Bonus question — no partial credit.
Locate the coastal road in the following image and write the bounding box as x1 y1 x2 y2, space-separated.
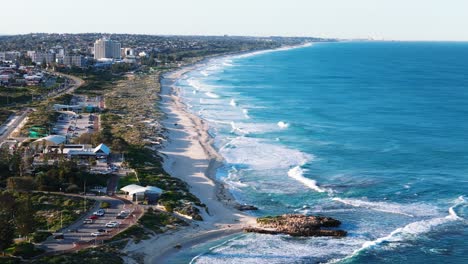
42 72 84 99
0 109 30 143
53 72 85 95
0 73 84 145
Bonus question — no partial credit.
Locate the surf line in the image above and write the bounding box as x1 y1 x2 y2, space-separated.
328 196 466 264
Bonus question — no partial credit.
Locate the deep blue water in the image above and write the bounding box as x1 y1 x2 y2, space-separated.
173 42 468 263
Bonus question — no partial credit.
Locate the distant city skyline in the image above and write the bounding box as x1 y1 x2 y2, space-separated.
2 0 468 41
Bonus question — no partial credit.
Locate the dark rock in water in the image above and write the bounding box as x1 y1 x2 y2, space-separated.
244 214 347 237
235 204 259 211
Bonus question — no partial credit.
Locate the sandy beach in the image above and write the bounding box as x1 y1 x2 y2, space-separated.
123 66 257 263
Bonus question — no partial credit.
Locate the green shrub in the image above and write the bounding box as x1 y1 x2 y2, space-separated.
37 196 48 204
11 242 44 259
101 202 111 209
66 184 80 193
32 231 52 243
62 199 73 206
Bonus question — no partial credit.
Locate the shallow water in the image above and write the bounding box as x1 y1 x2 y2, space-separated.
173 42 468 263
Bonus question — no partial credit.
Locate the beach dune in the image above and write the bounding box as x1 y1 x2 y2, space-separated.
123 68 256 263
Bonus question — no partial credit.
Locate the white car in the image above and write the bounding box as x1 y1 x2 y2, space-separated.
93 209 105 216
105 221 120 228
91 231 105 236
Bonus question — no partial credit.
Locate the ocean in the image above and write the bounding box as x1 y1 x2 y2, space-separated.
171 42 468 263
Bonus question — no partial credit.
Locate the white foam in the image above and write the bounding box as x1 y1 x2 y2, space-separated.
242 109 250 119
229 99 237 107
231 43 313 60
219 137 312 170
205 92 220 98
229 122 248 136
287 166 327 193
187 78 202 90
332 198 439 217
332 197 466 263
277 121 289 129
200 70 209 77
193 232 363 264
224 167 249 188
227 122 282 136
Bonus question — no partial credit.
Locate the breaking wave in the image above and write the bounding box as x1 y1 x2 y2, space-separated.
205 92 220 98
331 198 440 218
331 196 466 263
287 166 327 193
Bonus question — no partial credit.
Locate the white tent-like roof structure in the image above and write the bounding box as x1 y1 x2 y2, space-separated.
120 184 163 196
33 135 66 146
145 186 163 194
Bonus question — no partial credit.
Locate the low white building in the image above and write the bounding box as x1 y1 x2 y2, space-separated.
120 184 163 203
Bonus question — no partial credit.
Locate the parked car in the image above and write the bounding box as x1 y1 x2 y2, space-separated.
54 233 64 239
116 210 130 219
105 221 120 228
83 218 94 224
116 213 126 219
89 215 98 220
93 209 105 217
91 231 105 237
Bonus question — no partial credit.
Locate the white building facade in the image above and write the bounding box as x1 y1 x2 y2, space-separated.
94 38 121 60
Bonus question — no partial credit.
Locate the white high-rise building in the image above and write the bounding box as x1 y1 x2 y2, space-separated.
94 38 121 60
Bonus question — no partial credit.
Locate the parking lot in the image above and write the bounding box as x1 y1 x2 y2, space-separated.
41 196 141 252
53 112 97 140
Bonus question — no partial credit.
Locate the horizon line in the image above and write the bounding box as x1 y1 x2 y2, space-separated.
1 32 468 42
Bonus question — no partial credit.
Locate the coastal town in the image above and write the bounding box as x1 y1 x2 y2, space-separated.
0 34 332 263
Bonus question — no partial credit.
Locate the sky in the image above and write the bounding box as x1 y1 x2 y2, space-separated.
2 0 468 41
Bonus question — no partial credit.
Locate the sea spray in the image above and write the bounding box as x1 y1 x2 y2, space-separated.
230 99 237 107
287 166 326 193
277 121 289 129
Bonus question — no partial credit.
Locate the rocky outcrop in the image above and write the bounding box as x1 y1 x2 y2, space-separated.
235 204 258 211
244 214 347 237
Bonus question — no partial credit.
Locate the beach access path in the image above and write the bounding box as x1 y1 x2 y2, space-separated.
123 67 257 263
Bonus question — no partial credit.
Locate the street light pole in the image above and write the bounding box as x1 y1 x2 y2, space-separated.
83 180 87 212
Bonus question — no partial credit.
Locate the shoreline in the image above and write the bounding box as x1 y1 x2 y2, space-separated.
124 43 313 263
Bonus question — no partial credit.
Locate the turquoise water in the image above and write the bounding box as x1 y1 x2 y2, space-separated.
173 42 468 263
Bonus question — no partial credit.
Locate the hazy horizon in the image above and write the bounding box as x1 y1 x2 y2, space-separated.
2 0 468 41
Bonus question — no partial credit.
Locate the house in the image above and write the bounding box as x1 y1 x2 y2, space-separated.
94 143 110 158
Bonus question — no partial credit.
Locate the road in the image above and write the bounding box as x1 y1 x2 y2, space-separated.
0 73 84 145
0 109 29 143
53 72 85 95
40 195 141 253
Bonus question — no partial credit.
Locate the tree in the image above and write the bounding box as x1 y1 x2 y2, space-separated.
15 195 36 239
59 144 64 155
111 137 128 153
0 213 14 254
41 58 47 69
7 177 36 192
